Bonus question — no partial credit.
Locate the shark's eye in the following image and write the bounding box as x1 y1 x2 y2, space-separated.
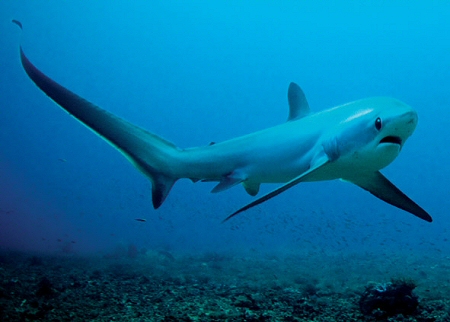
375 117 382 131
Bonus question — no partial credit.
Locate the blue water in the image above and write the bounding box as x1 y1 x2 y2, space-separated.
0 1 449 259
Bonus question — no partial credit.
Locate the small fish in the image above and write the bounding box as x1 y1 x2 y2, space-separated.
12 19 22 28
135 218 146 222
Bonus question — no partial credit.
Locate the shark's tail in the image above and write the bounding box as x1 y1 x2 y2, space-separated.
14 20 181 208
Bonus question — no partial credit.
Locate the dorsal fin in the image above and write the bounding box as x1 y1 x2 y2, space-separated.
287 82 310 121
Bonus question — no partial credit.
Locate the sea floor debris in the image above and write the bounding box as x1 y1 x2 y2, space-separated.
0 250 449 321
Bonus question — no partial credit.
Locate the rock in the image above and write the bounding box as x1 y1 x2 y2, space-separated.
359 278 419 318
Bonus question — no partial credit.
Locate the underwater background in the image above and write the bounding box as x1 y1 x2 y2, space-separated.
1 1 450 320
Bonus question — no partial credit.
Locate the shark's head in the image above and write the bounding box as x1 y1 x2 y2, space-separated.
372 98 418 155
323 97 418 172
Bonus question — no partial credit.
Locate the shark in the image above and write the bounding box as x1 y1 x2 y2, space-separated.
12 20 432 223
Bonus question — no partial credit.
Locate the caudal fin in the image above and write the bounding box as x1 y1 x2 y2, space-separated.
14 20 180 208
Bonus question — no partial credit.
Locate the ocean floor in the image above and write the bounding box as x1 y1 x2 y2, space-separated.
0 248 449 321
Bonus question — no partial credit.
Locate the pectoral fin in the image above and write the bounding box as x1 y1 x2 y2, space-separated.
348 171 432 222
223 157 330 222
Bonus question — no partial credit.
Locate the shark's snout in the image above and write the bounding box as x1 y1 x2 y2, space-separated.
406 110 418 126
401 110 419 138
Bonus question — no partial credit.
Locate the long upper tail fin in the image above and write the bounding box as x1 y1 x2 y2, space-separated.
14 20 179 208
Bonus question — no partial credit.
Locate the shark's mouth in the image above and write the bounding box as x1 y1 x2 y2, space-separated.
380 136 402 145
